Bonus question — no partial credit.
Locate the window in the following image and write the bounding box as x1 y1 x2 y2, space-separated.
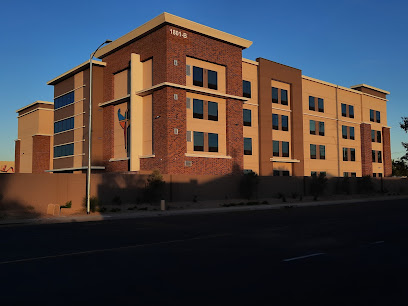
273 170 280 176
310 120 316 135
281 89 288 105
208 70 218 90
243 80 251 98
309 96 315 111
341 104 347 117
193 132 204 151
342 126 348 139
349 105 354 118
372 150 376 162
343 148 348 161
377 131 381 143
282 171 290 176
320 172 326 177
310 144 316 159
244 138 252 155
350 148 355 161
193 99 203 119
376 111 381 123
282 115 289 131
282 142 289 157
351 172 356 177
319 122 325 136
54 91 75 110
208 101 218 121
377 151 382 163
272 114 279 130
379 173 383 177
318 98 324 112
370 109 375 122
373 173 377 178
273 141 280 157
272 87 279 103
319 145 326 160
311 171 317 176
343 172 349 177
208 133 218 152
371 130 376 142
54 143 74 158
243 109 251 126
54 117 74 134
193 67 203 87
350 127 355 140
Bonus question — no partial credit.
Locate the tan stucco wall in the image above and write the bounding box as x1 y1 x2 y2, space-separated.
186 57 226 93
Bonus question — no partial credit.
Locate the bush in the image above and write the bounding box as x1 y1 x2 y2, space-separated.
311 173 328 200
61 201 72 209
240 171 258 200
83 196 100 212
145 169 165 203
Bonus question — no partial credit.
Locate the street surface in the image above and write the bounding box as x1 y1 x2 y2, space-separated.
1 198 408 305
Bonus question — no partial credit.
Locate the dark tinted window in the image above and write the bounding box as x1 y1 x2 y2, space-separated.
372 150 376 162
208 101 218 121
243 80 251 98
273 141 280 156
376 111 381 123
319 121 325 136
310 120 316 135
54 91 75 110
243 109 251 126
281 89 288 105
282 171 290 176
244 138 252 155
350 127 355 140
193 67 203 87
272 114 279 130
193 99 203 119
273 170 280 176
341 104 347 117
54 117 74 134
349 105 354 118
54 143 74 158
371 130 375 142
320 145 325 160
318 98 324 112
377 151 382 163
272 87 278 103
377 131 381 143
282 142 289 157
351 172 356 177
193 132 204 151
350 148 355 161
342 125 347 139
310 144 316 159
309 96 315 111
208 70 217 90
343 148 348 161
208 133 218 152
282 115 288 131
370 109 375 122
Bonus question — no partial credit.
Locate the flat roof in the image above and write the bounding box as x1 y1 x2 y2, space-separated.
16 100 53 113
350 84 390 95
47 60 106 85
95 12 252 59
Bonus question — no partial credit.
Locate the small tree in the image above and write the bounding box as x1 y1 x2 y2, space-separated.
145 169 165 203
240 171 258 200
392 159 408 177
400 117 408 161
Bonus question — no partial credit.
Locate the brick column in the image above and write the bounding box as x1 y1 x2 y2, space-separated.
360 123 373 176
32 135 51 173
15 140 21 173
382 127 392 177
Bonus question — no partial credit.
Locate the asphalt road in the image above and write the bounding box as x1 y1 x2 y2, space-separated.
1 198 408 305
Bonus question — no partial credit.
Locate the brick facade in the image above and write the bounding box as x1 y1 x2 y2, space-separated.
105 160 129 172
32 135 51 173
382 127 392 177
14 140 21 173
101 24 244 175
360 123 373 176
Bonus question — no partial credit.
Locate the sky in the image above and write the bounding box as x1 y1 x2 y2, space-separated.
0 0 407 161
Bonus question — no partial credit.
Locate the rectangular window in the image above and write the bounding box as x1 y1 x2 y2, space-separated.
341 104 347 117
54 117 74 134
372 150 376 162
377 131 381 143
309 96 315 111
344 172 349 177
207 70 218 90
371 130 375 142
311 171 317 177
272 87 279 103
273 170 280 176
310 120 316 135
350 127 355 140
350 148 355 161
193 132 204 151
376 111 381 123
54 91 75 110
282 171 290 176
273 141 280 157
243 80 251 98
193 66 203 87
370 109 375 122
351 172 356 177
320 172 326 177
208 133 218 152
193 99 203 119
281 89 288 105
319 145 326 160
310 144 316 159
282 142 289 157
373 173 377 177
379 173 383 178
343 148 348 161
54 143 74 158
207 101 218 121
243 109 251 126
319 122 325 136
272 114 279 130
318 98 324 112
244 138 252 155
282 115 289 131
349 105 354 118
342 125 348 139
377 151 382 163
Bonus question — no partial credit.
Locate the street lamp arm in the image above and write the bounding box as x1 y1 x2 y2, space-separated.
90 40 113 60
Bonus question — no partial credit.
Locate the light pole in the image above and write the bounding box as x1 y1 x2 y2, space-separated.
86 39 112 214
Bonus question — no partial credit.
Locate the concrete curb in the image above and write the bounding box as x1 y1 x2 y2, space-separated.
1 194 407 227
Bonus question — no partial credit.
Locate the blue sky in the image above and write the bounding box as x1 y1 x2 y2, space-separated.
0 0 407 161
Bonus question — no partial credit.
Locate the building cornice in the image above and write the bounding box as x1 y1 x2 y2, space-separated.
47 60 106 85
16 101 53 113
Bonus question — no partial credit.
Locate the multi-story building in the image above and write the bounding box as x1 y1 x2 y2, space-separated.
14 12 391 177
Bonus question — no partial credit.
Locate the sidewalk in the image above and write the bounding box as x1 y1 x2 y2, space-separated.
1 194 407 227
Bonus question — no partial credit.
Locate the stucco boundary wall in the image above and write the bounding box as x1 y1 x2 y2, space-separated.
0 173 407 216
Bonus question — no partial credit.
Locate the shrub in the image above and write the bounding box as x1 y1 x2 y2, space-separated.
60 201 72 209
240 171 258 200
83 196 100 212
145 169 165 203
311 173 328 201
